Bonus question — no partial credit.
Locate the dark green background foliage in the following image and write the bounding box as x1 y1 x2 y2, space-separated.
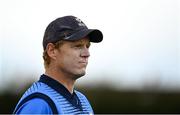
1 84 180 114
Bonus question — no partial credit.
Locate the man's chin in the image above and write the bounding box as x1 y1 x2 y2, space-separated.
73 72 86 80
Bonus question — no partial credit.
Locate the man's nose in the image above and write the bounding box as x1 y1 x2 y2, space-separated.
81 47 90 58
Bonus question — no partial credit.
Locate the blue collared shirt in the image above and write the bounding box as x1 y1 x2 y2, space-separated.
16 74 82 114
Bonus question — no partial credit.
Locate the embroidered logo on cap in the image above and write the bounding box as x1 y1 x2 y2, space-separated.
75 17 86 27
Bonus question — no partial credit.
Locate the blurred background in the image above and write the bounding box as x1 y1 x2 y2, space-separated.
0 0 180 113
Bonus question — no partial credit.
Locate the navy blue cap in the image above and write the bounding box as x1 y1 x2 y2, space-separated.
43 16 103 50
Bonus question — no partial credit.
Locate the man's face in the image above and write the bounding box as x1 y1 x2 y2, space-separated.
54 37 90 80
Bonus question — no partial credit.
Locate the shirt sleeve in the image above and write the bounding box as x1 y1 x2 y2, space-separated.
15 98 53 114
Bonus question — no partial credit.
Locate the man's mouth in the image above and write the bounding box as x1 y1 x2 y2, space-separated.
79 61 88 66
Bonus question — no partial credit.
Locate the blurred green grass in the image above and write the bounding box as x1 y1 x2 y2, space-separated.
1 83 180 114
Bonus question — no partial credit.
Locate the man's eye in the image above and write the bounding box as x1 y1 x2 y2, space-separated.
74 45 82 48
87 43 91 48
75 45 81 48
73 44 90 48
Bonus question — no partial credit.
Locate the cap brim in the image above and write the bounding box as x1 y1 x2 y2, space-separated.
64 29 103 43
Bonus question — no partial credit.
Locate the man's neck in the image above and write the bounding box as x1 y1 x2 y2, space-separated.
45 68 75 94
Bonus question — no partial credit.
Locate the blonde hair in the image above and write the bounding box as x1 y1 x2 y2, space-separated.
43 40 64 69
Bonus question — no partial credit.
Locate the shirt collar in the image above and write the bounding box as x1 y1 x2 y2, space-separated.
38 74 82 108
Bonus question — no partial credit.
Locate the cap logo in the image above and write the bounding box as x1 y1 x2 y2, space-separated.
75 17 86 27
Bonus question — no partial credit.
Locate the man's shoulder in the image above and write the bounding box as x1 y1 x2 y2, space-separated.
16 98 53 114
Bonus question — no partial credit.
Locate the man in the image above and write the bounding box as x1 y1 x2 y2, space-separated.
13 15 103 114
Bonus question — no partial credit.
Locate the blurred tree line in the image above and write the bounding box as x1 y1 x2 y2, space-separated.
0 83 180 114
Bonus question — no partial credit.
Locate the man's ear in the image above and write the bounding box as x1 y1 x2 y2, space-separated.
46 43 57 60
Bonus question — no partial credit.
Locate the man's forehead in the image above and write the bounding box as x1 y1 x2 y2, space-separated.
71 37 90 44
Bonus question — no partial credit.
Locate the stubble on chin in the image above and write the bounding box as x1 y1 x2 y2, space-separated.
72 71 86 80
